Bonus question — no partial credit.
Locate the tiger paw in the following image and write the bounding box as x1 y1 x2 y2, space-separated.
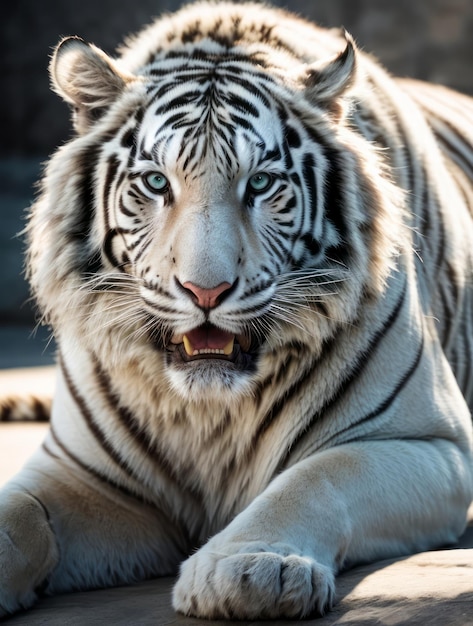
0 490 59 616
172 540 335 619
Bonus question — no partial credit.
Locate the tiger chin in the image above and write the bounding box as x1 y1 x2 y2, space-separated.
1 1 473 621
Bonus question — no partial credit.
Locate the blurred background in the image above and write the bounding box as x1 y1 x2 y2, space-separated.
1 0 473 368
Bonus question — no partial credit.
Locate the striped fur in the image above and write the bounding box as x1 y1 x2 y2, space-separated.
1 2 472 619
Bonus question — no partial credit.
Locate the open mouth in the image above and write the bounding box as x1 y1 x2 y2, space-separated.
166 323 255 367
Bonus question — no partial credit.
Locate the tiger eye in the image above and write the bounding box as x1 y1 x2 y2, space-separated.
248 172 273 194
143 172 169 193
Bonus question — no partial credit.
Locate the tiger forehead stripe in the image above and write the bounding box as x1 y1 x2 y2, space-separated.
139 68 283 177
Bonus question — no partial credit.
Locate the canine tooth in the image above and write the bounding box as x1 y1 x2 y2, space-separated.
223 338 234 355
237 334 251 352
183 335 194 356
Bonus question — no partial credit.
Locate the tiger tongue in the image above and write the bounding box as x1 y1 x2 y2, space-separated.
183 326 234 354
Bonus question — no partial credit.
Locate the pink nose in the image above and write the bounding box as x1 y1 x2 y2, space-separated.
182 281 233 309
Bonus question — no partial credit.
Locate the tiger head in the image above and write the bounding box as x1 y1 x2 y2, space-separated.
29 7 402 401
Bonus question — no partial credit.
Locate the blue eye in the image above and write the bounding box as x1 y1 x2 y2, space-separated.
248 172 273 194
143 172 169 193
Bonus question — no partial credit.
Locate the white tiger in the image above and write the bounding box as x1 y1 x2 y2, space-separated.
1 1 472 620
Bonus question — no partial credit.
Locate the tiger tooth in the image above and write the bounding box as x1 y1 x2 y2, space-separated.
223 338 234 355
237 333 251 352
183 335 194 356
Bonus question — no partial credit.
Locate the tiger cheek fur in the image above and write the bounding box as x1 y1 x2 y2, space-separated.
1 1 473 620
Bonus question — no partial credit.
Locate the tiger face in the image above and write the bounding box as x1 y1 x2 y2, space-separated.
114 61 344 397
34 25 399 400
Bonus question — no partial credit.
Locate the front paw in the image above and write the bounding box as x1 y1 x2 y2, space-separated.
0 491 59 616
173 541 335 619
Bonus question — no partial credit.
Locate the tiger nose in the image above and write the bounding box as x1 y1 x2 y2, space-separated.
181 280 234 310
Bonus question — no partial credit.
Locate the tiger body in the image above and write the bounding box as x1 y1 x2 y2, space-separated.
1 2 473 619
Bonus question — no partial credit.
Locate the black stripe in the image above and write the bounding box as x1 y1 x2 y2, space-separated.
236 297 274 317
322 148 349 243
325 332 425 447
301 152 317 226
222 92 260 117
229 113 257 133
182 140 199 172
102 228 126 272
102 155 132 271
154 90 203 114
447 166 473 217
367 77 417 195
260 229 287 265
286 126 301 149
301 233 321 257
250 352 320 447
68 145 100 244
65 144 103 276
132 237 152 264
276 194 296 215
101 155 123 269
43 428 151 506
59 353 137 480
298 120 351 251
432 118 473 181
434 201 447 275
92 355 204 504
315 277 408 414
119 197 137 217
125 231 148 252
228 75 272 108
267 276 408 467
141 297 180 315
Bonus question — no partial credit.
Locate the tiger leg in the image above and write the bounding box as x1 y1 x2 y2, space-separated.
173 438 473 620
0 445 186 617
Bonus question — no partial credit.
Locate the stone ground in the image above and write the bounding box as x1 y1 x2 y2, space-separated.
1 365 473 625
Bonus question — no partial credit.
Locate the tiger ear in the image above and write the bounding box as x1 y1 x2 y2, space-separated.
50 36 136 134
302 32 357 120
